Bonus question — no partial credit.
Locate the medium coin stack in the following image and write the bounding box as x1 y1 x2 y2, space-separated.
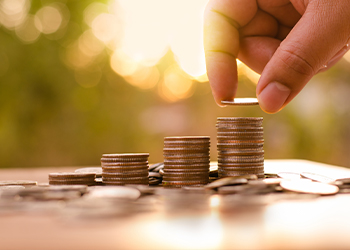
49 173 96 185
162 136 210 188
101 153 149 186
216 117 264 178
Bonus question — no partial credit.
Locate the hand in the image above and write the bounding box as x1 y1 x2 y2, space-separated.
204 0 350 113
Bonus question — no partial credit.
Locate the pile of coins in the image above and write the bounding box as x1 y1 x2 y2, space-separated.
49 172 96 185
101 153 149 186
162 136 210 188
216 117 264 178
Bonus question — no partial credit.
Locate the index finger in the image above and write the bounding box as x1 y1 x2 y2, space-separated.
204 0 257 105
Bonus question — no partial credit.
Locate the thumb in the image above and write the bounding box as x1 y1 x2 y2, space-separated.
256 0 350 113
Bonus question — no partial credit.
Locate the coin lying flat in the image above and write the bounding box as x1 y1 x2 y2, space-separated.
221 98 259 106
277 172 301 180
75 167 102 177
85 186 141 200
300 172 335 184
0 180 37 187
205 176 256 189
280 180 339 195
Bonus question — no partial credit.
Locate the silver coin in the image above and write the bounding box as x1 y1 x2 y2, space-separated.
277 172 301 180
0 180 38 186
300 172 335 184
102 153 149 158
205 177 248 189
75 167 102 175
85 186 141 200
280 180 339 195
221 98 259 106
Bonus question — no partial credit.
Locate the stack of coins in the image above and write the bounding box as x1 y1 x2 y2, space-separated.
216 117 264 178
101 153 149 186
162 136 210 188
49 173 96 185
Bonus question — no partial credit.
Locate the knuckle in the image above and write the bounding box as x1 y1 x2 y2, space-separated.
278 45 317 77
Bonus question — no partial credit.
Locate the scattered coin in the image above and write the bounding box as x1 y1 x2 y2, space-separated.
335 177 350 184
205 176 249 189
221 98 259 106
300 172 335 184
280 180 339 195
85 186 141 200
277 172 301 180
0 180 37 187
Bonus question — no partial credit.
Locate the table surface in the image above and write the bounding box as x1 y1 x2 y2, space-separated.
1 159 350 250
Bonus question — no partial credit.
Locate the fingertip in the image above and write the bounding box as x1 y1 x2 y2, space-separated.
257 81 291 113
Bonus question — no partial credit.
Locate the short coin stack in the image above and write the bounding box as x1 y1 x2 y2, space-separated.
101 153 149 186
49 172 96 186
162 136 210 188
216 117 264 178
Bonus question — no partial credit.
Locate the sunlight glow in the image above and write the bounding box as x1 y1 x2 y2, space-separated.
159 64 194 102
238 61 261 84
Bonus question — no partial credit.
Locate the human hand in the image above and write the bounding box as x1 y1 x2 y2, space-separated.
204 0 350 113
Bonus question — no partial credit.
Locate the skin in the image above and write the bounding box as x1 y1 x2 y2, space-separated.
204 0 350 113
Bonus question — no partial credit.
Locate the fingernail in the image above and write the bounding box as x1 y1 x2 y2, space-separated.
257 81 291 113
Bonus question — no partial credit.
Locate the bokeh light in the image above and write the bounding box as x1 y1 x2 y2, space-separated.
1 0 350 170
15 14 40 43
0 0 30 29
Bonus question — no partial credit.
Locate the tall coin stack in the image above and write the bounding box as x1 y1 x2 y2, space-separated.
101 153 149 186
162 136 210 188
216 117 264 178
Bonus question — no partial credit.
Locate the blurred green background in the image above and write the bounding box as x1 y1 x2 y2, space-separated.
1 0 350 169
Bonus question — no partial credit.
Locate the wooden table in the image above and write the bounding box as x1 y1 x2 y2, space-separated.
1 159 350 250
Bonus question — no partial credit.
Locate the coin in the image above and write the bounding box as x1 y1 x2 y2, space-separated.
300 172 335 184
100 160 148 165
102 171 148 178
221 98 259 106
217 117 263 122
75 167 102 176
164 136 210 141
205 177 248 189
102 176 149 182
163 153 210 159
85 186 141 200
335 177 350 184
162 180 208 186
280 180 339 195
102 180 149 185
277 172 301 180
163 176 209 181
49 173 96 178
0 180 38 186
102 166 148 172
102 153 149 158
217 143 264 148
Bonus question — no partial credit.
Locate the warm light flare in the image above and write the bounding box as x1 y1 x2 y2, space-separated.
159 64 194 102
0 0 29 29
